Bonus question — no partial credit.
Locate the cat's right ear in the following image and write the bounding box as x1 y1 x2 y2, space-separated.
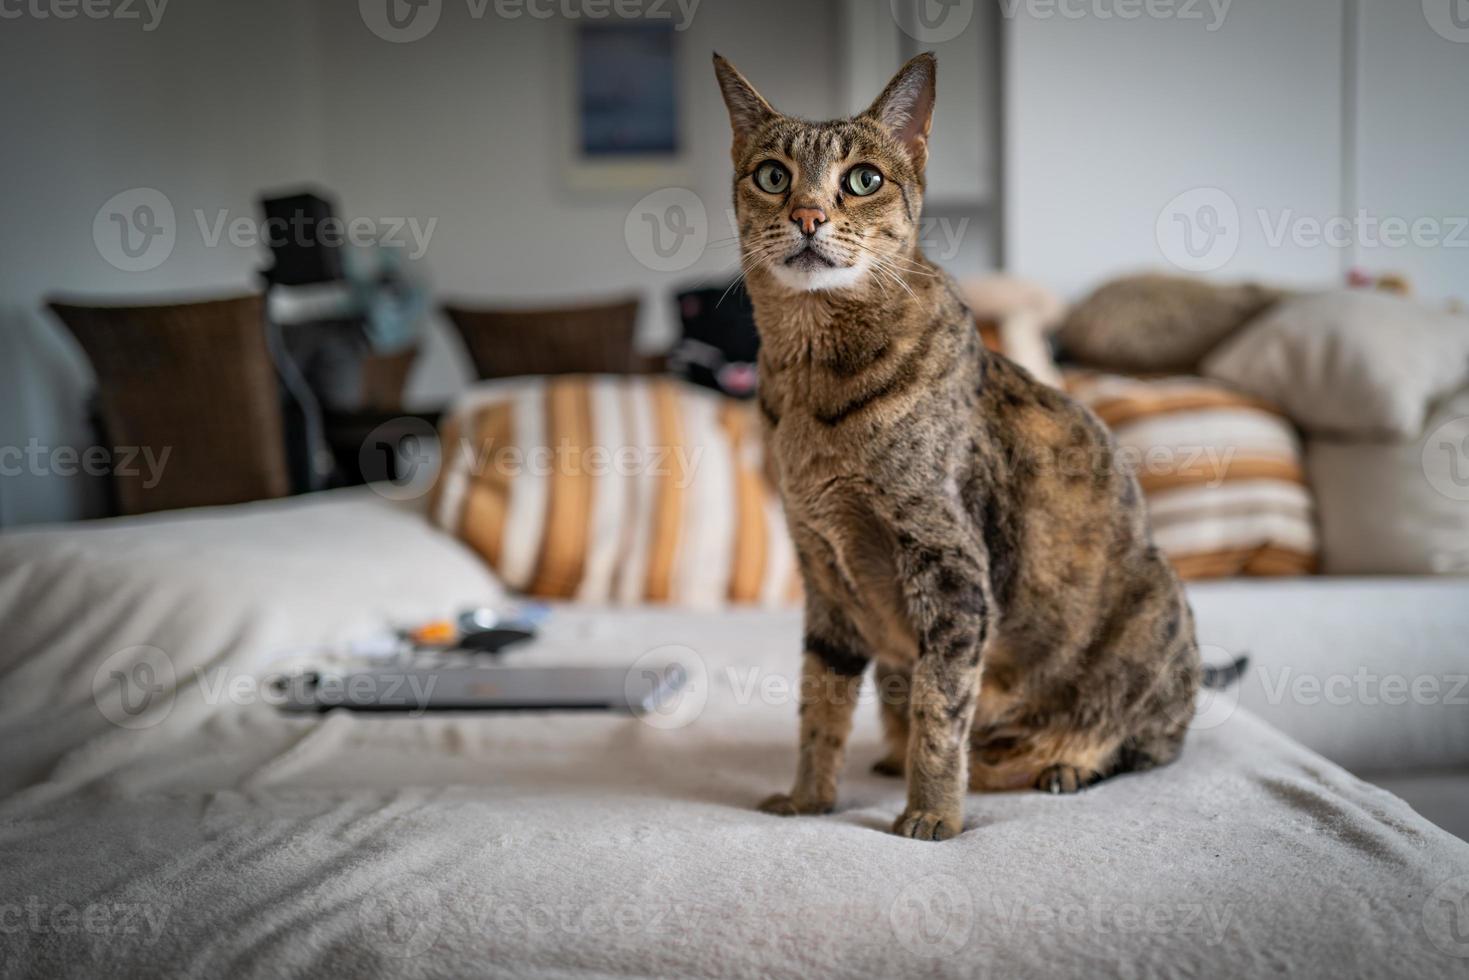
713 53 775 161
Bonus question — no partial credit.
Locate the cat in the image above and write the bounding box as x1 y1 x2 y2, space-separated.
714 52 1207 841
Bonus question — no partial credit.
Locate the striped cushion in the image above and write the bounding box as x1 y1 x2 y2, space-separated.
1065 371 1319 579
430 375 799 607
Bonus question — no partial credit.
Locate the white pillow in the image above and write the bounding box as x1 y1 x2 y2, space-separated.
1306 386 1469 574
1203 290 1469 439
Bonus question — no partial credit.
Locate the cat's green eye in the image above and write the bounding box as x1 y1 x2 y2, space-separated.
844 165 883 197
754 161 790 194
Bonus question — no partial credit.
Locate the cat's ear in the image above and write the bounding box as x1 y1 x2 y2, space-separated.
862 53 936 169
713 53 776 160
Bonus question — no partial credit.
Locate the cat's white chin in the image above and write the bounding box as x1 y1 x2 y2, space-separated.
768 257 869 293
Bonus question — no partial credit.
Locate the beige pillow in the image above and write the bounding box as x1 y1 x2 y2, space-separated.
1203 290 1469 439
1306 387 1469 575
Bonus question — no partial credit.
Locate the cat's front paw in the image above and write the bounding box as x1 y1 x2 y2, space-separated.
892 808 961 841
758 792 833 817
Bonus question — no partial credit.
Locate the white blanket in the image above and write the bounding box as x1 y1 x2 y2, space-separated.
2 490 1468 978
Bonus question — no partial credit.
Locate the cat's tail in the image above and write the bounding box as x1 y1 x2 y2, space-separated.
1202 653 1249 690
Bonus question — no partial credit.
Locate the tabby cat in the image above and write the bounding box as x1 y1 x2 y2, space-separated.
714 52 1206 841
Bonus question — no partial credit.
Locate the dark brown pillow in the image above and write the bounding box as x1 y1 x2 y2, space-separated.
442 296 641 380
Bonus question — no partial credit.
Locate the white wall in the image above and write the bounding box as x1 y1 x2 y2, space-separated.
1353 0 1469 307
1004 0 1348 297
311 0 844 408
0 0 326 525
0 0 844 524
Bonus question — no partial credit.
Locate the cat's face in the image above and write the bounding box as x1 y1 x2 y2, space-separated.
714 53 936 295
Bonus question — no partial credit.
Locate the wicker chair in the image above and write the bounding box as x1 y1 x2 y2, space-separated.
47 293 291 516
442 296 643 380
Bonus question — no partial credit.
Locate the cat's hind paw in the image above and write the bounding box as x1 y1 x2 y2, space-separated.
757 792 833 817
892 808 960 841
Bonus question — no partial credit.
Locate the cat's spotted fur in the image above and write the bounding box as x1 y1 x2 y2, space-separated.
715 52 1202 841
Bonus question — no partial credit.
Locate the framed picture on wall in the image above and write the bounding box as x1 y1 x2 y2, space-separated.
561 22 686 191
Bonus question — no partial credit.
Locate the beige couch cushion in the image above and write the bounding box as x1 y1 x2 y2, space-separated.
1306 386 1469 575
1203 290 1469 439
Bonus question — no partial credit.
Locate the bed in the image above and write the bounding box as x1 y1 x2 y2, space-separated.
2 489 1467 978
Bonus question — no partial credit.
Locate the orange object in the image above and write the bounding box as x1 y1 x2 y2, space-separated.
409 621 458 646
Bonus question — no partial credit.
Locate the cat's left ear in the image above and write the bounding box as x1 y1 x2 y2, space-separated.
862 53 936 170
713 53 776 161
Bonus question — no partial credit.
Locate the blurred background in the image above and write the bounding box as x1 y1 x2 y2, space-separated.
0 0 1465 526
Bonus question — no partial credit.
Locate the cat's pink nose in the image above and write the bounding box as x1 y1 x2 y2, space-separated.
789 206 827 237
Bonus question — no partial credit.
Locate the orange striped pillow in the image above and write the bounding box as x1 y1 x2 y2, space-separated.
1065 370 1319 579
429 375 800 607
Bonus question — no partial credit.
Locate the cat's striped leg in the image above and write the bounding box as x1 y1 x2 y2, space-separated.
759 599 869 816
888 506 993 841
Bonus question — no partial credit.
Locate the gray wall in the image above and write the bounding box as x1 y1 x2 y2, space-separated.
1004 0 1469 304
0 0 845 525
0 0 326 525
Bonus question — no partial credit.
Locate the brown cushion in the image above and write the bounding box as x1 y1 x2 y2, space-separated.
442 296 641 380
1059 274 1283 373
47 293 289 515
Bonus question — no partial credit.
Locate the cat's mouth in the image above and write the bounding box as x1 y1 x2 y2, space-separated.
783 243 838 270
